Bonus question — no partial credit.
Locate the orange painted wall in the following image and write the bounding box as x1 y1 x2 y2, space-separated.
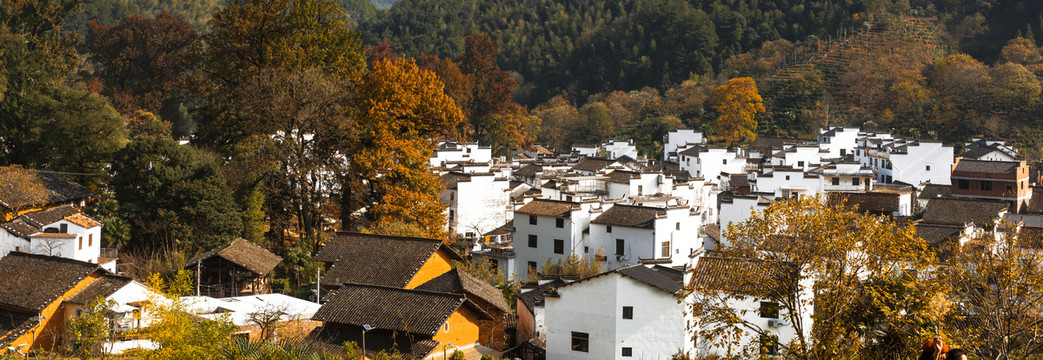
404 249 454 289
5 271 102 352
432 307 482 349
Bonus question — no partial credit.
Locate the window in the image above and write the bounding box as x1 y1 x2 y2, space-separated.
797 161 804 167
529 215 537 225
722 159 727 165
785 175 790 181
89 234 92 246
760 301 779 319
60 223 68 233
637 185 643 195
853 177 860 186
1007 185 1013 193
926 165 931 171
661 241 670 257
676 222 680 230
556 218 564 228
528 261 537 274
584 246 589 253
554 239 564 254
566 196 573 202
528 235 537 248
616 239 625 256
571 332 589 352
760 335 778 356
832 177 840 185
981 181 993 191
450 191 455 201
958 179 970 190
622 347 633 357
79 237 83 250
607 225 613 233
622 306 633 319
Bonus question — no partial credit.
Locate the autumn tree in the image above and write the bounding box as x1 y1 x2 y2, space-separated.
999 36 1043 68
943 224 1043 359
989 62 1041 110
688 196 943 359
532 96 581 150
350 57 464 239
85 12 200 122
457 34 537 154
709 77 764 147
66 296 117 360
931 54 991 107
0 165 50 218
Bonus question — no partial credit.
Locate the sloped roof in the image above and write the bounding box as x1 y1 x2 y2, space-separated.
514 164 542 178
922 198 1008 226
0 310 34 348
414 268 511 312
555 265 683 295
591 204 664 229
518 278 567 314
606 169 640 184
20 205 88 228
572 157 617 172
688 256 788 295
514 199 577 218
315 232 462 288
829 192 899 214
439 172 470 190
0 169 94 211
730 174 750 189
308 326 439 359
0 219 37 239
185 238 282 276
0 252 102 312
678 146 706 157
66 275 133 305
1028 187 1043 214
918 184 952 200
953 159 1020 174
915 223 963 246
1017 226 1043 249
312 284 489 335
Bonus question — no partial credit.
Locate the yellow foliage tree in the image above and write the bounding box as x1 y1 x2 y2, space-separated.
710 77 764 147
352 58 464 240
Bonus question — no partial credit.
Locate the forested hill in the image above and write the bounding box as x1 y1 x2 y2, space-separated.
357 0 875 104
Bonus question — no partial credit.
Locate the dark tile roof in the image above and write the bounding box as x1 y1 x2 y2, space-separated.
414 268 511 312
0 219 38 239
952 159 1021 174
661 161 680 171
829 192 899 214
308 325 440 359
313 283 487 335
186 238 282 276
514 199 577 218
922 198 1008 226
513 164 542 178
439 172 470 190
483 220 514 236
591 204 664 229
20 205 82 228
915 224 963 246
918 184 952 200
517 278 567 314
606 169 639 184
730 174 750 189
666 170 691 182
616 266 683 293
315 232 462 288
67 275 133 305
1017 226 1043 249
571 157 616 172
0 168 94 211
0 252 102 312
0 310 34 348
962 141 1018 160
688 256 786 296
678 146 707 157
702 224 720 242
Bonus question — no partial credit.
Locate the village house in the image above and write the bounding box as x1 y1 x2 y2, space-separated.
63 275 166 354
308 284 496 360
0 205 112 272
855 135 954 186
511 199 599 280
184 238 283 297
514 277 568 359
441 171 512 238
430 141 493 168
808 162 877 193
587 204 702 269
0 168 95 222
754 166 820 198
314 232 463 290
544 265 692 360
950 159 1032 213
717 193 772 247
767 145 823 171
816 126 861 159
662 129 704 163
601 139 638 160
571 144 599 157
961 138 1019 161
415 268 513 351
678 146 749 183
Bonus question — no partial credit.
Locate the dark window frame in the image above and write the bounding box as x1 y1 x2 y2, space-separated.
529 215 537 225
615 239 625 256
553 239 564 254
571 331 589 352
622 306 633 319
528 235 537 248
556 218 565 228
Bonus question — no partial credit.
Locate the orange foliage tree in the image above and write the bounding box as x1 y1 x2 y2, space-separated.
352 58 464 240
710 77 765 147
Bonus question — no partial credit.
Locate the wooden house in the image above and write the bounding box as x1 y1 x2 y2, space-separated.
185 238 283 297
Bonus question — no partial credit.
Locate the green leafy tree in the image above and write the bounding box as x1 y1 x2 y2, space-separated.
66 296 117 360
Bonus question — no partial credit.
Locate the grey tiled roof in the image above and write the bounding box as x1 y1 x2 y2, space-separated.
315 232 462 288
312 283 487 335
952 159 1020 174
185 238 282 276
414 268 511 312
922 198 1008 226
0 253 101 312
591 204 664 229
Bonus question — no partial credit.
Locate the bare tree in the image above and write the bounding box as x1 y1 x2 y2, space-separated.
247 303 289 341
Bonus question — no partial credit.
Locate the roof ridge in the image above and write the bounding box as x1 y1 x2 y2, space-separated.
333 231 445 244
339 282 466 300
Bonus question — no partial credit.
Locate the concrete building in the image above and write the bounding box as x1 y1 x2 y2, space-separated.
678 147 749 183
663 129 704 162
512 199 599 280
587 204 702 269
950 159 1032 213
430 141 493 168
816 126 861 159
441 172 512 237
855 137 953 187
0 205 111 272
602 139 639 160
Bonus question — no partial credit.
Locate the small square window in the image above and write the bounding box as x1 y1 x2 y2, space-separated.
571 332 589 352
554 239 564 254
622 347 633 357
797 161 804 167
556 218 564 228
528 235 537 248
926 165 931 171
607 225 613 233
528 261 537 273
584 246 589 253
622 306 633 319
760 335 778 356
853 177 860 186
722 159 727 165
785 175 790 181
832 177 840 185
760 301 779 319
675 222 680 230
529 215 537 225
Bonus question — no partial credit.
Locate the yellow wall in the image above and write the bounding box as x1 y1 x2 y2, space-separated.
4 271 101 353
432 307 482 349
404 249 454 289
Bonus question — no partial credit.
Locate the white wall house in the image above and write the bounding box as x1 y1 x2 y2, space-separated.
602 139 639 160
572 144 600 157
817 126 861 159
441 172 511 238
678 147 748 182
717 195 772 247
809 162 877 193
604 170 674 201
63 275 168 354
587 204 702 269
687 256 813 358
430 141 493 168
755 167 820 198
545 265 692 360
769 145 823 171
663 129 704 162
511 199 599 280
855 137 953 187
0 206 110 272
962 139 1019 161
